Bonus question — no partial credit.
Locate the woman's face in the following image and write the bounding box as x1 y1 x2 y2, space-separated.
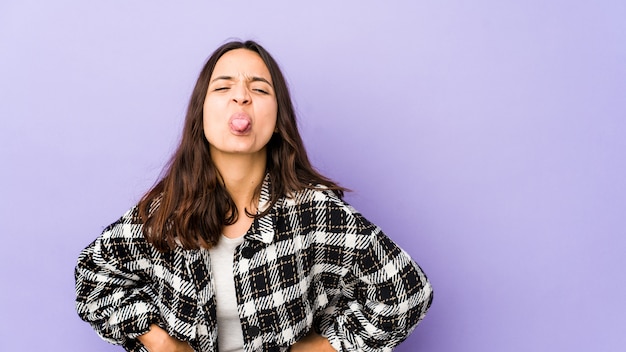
203 48 278 160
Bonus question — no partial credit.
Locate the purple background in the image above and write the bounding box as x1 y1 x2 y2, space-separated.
1 1 625 351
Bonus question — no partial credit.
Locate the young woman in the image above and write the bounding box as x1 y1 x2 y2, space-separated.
75 40 433 352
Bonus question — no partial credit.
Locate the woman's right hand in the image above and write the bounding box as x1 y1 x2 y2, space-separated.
137 324 194 352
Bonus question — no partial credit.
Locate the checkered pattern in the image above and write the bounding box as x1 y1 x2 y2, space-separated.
75 178 433 352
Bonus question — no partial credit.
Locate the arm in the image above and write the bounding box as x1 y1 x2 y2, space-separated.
74 213 163 349
319 217 433 352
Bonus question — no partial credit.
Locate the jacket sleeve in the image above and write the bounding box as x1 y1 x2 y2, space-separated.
319 213 433 352
75 209 162 350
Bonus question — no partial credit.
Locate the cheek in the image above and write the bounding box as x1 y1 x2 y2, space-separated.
202 106 220 129
266 112 278 134
201 110 220 142
263 102 279 127
202 96 221 119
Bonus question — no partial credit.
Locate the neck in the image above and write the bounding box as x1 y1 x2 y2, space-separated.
212 150 267 211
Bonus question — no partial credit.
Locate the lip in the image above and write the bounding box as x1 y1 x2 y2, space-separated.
228 112 252 135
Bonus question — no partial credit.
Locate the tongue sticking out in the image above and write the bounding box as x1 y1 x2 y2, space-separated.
230 117 251 133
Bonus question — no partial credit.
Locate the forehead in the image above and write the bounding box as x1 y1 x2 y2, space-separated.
211 49 272 82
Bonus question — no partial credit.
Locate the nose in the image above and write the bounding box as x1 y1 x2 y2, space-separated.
232 84 250 105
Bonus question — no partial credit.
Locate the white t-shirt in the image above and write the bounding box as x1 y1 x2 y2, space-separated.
208 235 246 352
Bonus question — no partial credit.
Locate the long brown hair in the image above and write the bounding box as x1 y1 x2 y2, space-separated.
137 40 345 251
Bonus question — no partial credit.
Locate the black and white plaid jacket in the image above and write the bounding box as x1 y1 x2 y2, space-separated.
75 178 433 352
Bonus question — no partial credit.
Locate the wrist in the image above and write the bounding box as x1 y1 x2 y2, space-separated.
137 324 167 348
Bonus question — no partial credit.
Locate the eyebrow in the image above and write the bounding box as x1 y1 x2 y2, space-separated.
210 75 273 86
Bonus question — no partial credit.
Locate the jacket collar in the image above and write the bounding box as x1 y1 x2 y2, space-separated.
246 173 278 245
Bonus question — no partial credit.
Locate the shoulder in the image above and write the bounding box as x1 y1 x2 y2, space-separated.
284 185 349 211
101 206 144 239
281 186 377 234
93 205 153 258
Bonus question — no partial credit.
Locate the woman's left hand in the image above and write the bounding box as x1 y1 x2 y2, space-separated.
290 330 335 352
